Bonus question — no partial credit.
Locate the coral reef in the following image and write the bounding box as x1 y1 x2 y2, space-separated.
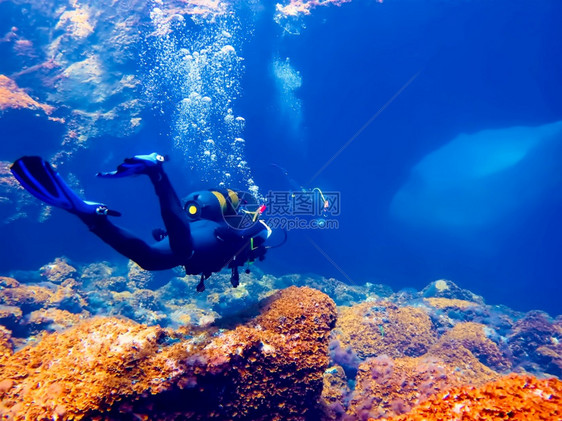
0 306 22 330
0 317 168 419
320 365 350 420
437 322 511 372
0 258 560 420
0 286 336 420
423 297 478 310
425 340 499 385
127 261 154 289
346 341 500 420
507 311 562 377
0 0 235 162
335 301 437 359
0 325 13 361
348 355 463 419
0 74 54 115
386 374 561 421
25 308 90 334
0 273 89 340
39 258 77 284
421 279 484 304
0 281 54 311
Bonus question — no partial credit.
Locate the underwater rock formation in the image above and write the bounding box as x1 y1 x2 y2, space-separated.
421 279 484 303
437 321 511 372
385 374 561 421
0 75 54 116
346 354 491 419
39 258 77 284
0 0 236 167
507 310 562 378
0 286 336 420
0 326 13 361
0 258 560 420
335 301 437 359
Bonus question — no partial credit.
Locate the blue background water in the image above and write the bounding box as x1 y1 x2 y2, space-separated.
1 0 561 316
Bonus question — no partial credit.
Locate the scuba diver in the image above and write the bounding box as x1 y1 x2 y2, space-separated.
10 153 272 292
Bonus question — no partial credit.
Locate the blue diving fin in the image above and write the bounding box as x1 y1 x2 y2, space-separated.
97 153 167 178
10 156 121 217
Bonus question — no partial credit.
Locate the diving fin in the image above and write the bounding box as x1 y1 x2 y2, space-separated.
97 153 167 178
10 156 121 217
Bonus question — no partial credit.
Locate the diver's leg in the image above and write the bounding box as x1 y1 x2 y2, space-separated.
81 215 180 271
98 153 193 258
146 167 194 258
11 155 181 271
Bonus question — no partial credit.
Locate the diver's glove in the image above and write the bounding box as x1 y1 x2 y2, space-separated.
97 153 167 178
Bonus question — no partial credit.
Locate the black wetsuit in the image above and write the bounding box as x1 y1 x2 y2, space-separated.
80 165 268 286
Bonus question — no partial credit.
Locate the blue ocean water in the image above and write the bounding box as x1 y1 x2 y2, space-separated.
0 0 561 316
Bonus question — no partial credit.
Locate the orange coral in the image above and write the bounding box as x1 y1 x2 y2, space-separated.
385 374 561 421
39 258 77 284
437 322 511 371
0 283 53 310
0 276 87 315
427 339 499 384
423 297 478 310
255 286 337 341
0 317 167 420
343 319 506 420
335 301 437 359
320 365 350 419
0 325 13 361
25 308 90 332
0 286 337 420
0 75 54 114
0 306 23 329
347 347 498 420
0 277 19 289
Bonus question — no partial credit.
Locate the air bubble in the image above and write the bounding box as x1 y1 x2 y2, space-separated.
146 9 260 196
221 45 236 54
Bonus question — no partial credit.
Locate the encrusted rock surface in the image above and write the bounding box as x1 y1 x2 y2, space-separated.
385 374 561 421
0 258 560 420
0 286 336 420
